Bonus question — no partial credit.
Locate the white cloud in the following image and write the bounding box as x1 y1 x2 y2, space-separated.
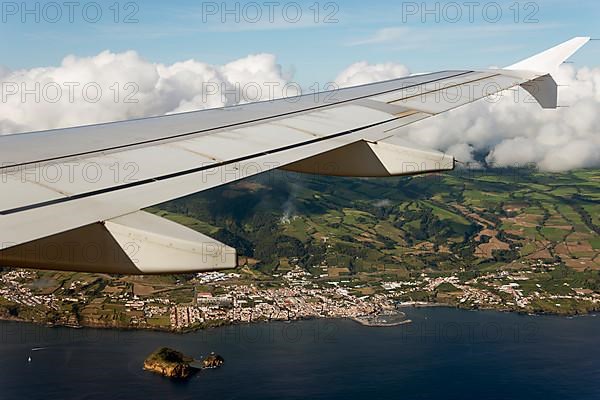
1 52 598 172
0 51 289 133
337 61 600 171
349 27 410 46
334 62 410 87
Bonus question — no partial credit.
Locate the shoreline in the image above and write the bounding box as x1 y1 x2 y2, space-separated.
1 304 597 334
397 301 600 317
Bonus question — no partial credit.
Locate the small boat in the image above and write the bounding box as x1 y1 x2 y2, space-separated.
28 356 31 363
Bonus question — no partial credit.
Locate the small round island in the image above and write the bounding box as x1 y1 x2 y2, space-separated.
143 348 225 379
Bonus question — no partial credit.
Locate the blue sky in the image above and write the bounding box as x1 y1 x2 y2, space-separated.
1 0 598 83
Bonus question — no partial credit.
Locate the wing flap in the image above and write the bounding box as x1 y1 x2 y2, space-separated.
282 140 454 177
0 211 237 274
0 221 142 274
106 211 237 274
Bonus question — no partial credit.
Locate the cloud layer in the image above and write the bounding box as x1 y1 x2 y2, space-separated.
0 51 289 133
0 51 598 172
335 62 600 172
334 61 410 87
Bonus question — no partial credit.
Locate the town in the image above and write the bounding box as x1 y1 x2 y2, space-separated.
1 257 598 332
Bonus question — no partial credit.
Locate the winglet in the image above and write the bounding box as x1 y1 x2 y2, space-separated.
506 37 590 74
503 37 590 109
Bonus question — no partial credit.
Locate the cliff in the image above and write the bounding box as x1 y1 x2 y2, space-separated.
143 348 193 379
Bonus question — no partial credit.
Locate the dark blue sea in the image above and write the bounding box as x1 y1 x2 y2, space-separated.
0 308 598 400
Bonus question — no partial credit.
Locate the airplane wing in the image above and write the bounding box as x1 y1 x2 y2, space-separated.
0 37 590 274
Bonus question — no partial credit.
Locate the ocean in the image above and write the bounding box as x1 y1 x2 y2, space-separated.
0 308 598 400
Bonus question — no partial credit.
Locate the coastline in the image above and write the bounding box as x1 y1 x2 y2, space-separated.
1 303 597 334
396 301 452 309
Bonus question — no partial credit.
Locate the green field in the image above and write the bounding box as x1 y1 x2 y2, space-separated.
149 168 599 277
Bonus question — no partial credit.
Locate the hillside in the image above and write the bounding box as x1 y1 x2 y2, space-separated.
152 168 600 276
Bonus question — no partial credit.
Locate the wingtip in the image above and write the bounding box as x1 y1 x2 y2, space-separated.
506 36 591 74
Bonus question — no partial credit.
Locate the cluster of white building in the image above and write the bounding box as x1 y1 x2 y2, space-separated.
0 270 57 310
168 268 397 329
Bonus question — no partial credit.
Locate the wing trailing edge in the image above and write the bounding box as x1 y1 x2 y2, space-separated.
0 211 237 274
282 140 454 177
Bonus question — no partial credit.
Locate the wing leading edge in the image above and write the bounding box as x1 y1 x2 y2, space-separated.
0 37 589 274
